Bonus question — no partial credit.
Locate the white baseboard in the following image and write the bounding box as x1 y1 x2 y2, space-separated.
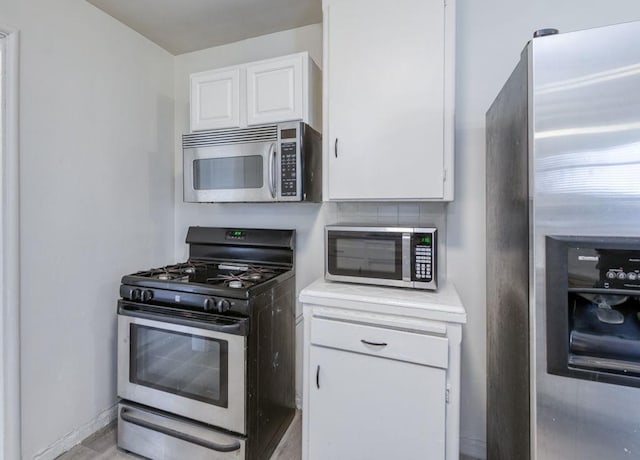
460 436 487 460
33 404 117 460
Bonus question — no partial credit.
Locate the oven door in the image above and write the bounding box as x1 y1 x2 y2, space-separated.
117 312 246 434
184 140 277 202
325 227 410 288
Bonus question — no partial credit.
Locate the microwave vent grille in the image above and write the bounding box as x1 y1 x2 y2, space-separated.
183 125 278 148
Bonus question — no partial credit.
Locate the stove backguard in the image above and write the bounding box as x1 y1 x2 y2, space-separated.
187 227 295 268
546 236 640 387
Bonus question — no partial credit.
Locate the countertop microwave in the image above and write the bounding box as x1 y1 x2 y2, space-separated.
183 121 321 203
325 225 438 290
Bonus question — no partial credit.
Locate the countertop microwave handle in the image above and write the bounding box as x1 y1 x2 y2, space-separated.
268 142 276 198
120 407 241 453
402 233 411 281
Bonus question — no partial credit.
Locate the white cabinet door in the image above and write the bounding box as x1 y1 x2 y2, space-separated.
190 68 241 131
246 54 304 126
325 0 452 200
307 345 446 460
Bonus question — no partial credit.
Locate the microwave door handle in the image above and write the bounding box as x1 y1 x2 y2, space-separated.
268 142 276 199
402 233 411 281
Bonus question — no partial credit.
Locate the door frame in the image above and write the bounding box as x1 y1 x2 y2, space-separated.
0 26 21 460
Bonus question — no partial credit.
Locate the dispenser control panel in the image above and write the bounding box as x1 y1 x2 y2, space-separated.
569 247 640 290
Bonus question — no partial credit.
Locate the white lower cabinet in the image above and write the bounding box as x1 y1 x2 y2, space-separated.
308 344 446 460
300 280 466 460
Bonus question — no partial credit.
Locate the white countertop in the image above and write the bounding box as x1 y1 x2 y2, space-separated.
299 278 467 324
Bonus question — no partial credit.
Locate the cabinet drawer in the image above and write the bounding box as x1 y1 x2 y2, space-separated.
310 317 448 369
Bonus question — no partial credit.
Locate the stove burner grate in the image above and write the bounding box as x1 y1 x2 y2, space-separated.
206 265 278 288
143 262 209 282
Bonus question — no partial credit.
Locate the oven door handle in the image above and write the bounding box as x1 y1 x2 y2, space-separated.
118 302 248 336
120 407 241 453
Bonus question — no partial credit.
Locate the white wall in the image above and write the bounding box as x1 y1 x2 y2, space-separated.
0 0 175 458
450 1 640 457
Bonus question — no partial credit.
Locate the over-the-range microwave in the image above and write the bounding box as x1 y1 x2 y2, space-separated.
325 225 438 290
183 121 322 203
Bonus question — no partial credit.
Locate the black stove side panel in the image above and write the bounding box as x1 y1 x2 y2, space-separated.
245 276 296 460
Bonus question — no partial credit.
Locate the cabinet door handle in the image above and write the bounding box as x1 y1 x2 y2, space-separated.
334 138 338 158
316 365 320 389
361 339 388 347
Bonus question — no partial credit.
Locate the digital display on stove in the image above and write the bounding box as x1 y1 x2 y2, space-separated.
226 230 246 240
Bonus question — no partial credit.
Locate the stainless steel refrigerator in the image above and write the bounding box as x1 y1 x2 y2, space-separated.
487 21 640 460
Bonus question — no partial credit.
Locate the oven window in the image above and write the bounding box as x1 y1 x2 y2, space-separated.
193 155 263 190
327 231 403 280
129 325 229 407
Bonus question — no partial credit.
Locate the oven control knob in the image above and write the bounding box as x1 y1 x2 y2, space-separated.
217 299 231 313
203 297 216 311
129 288 141 301
606 271 617 280
617 272 627 280
141 290 153 302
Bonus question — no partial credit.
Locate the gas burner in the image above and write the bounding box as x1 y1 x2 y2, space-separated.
183 266 196 274
211 273 257 289
156 272 190 282
248 273 262 281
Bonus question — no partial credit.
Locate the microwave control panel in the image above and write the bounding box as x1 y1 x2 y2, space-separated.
412 233 434 282
280 141 298 197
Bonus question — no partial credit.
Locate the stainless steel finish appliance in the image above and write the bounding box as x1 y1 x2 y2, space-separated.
546 237 640 384
117 227 296 460
487 21 640 460
117 313 247 433
118 402 246 460
325 225 437 290
183 121 322 202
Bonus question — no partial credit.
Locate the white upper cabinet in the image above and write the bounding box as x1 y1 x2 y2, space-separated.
323 0 455 201
190 52 321 132
246 54 304 126
190 67 241 131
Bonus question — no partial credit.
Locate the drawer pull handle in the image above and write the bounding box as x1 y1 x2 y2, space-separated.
316 365 320 389
120 407 241 452
361 339 388 347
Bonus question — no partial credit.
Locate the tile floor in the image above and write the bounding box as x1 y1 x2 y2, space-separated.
57 412 302 460
57 411 479 459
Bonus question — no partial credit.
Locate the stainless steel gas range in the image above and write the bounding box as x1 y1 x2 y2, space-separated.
116 227 296 460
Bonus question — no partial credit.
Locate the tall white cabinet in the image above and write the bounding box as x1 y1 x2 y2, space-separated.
300 280 466 460
323 0 455 201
